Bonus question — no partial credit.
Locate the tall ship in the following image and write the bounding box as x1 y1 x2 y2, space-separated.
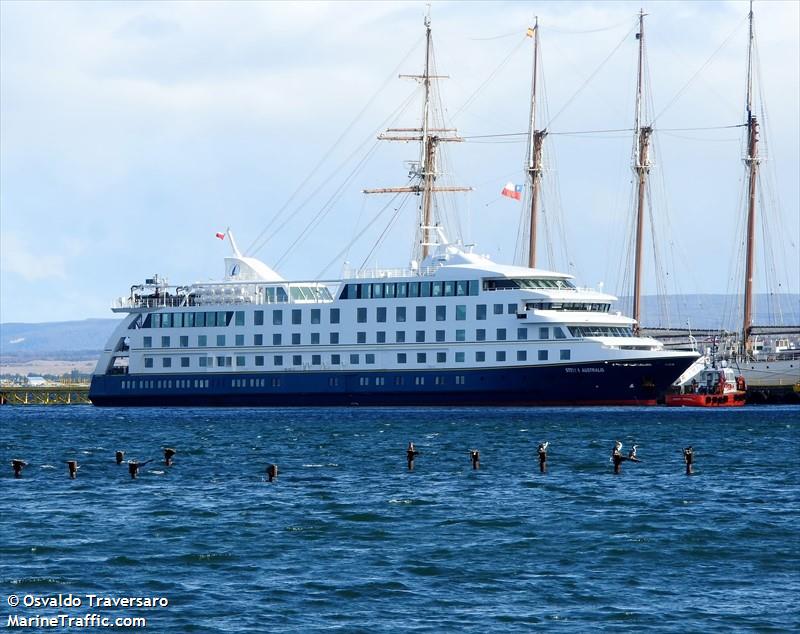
89 15 699 407
666 2 799 401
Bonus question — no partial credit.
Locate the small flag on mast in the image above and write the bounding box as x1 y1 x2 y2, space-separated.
526 26 536 38
501 182 523 201
215 232 225 240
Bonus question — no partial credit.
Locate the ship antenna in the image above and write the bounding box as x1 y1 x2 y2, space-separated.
741 0 759 358
631 8 652 336
526 16 547 269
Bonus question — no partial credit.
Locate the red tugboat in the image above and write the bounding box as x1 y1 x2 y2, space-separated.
666 366 746 407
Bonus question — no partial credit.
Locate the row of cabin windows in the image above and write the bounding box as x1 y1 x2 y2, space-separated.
121 379 210 390
120 378 283 390
141 326 568 349
141 349 571 369
122 376 478 390
341 279 480 300
526 302 611 313
141 311 238 329
137 301 529 331
484 278 576 291
139 308 341 329
568 326 635 337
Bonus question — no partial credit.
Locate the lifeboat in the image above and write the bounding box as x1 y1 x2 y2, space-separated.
665 367 746 407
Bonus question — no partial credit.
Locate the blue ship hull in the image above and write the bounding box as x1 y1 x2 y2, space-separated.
89 356 690 406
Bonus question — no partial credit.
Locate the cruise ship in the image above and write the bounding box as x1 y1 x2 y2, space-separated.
89 227 698 406
88 16 699 406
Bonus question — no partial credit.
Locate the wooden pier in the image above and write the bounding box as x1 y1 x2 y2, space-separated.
0 384 91 405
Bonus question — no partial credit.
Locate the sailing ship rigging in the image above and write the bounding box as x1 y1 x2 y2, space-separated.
362 12 471 263
88 12 701 407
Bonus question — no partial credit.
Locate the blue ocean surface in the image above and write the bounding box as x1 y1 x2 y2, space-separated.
1 406 798 632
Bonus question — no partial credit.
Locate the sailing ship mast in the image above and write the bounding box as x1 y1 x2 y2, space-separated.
526 19 547 269
363 12 470 261
741 0 759 357
631 9 652 335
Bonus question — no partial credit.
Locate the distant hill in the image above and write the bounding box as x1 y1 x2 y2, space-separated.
0 294 797 361
0 318 120 361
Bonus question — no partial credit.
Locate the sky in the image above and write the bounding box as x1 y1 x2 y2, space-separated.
1 0 798 324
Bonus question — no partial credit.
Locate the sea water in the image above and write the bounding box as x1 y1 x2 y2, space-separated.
1 405 798 632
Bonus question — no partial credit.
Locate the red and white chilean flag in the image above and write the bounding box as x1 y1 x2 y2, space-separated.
501 182 523 201
215 232 225 240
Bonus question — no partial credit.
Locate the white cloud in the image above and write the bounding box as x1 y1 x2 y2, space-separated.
0 230 68 281
0 0 797 323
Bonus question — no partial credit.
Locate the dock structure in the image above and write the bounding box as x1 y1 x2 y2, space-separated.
0 384 91 405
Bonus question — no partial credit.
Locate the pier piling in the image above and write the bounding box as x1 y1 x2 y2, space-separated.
406 442 418 471
66 460 78 479
266 464 278 482
538 442 549 474
612 441 623 475
163 448 176 467
470 450 480 470
11 459 27 478
683 446 694 475
128 461 140 479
